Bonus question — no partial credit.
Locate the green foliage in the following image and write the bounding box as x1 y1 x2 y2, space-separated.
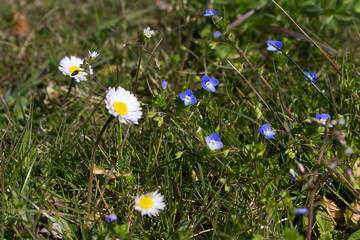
1 0 360 239
282 228 305 240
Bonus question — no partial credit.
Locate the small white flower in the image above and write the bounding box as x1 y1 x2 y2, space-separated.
339 118 346 125
345 147 354 155
134 190 166 217
143 27 155 39
58 56 93 82
105 86 142 124
88 50 99 60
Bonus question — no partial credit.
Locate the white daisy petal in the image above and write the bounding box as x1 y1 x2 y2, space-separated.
58 56 89 82
134 190 166 217
105 86 142 124
88 50 99 60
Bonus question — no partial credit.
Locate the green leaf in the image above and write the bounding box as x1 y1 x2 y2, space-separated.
348 230 360 240
175 151 183 159
302 5 323 17
316 211 334 234
319 231 332 240
282 228 304 240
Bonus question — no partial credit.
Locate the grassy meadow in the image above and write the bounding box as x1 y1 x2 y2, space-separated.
1 0 360 239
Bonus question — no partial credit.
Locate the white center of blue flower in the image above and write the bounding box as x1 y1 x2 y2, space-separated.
210 139 216 145
268 46 276 51
307 74 312 81
185 96 190 101
320 119 326 125
264 130 271 136
206 82 212 87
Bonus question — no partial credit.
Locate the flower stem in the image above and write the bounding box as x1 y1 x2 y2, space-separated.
94 122 132 210
63 78 75 104
306 130 329 240
86 115 115 216
133 48 143 94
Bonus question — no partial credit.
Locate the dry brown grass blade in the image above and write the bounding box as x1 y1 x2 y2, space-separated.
271 0 341 76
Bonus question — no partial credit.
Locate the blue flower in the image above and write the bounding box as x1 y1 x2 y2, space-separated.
213 31 222 38
203 9 219 16
295 208 309 215
304 71 317 82
266 40 282 52
316 113 333 128
202 75 219 92
289 169 296 182
179 90 197 106
105 213 117 223
161 79 168 89
259 124 276 139
205 133 223 151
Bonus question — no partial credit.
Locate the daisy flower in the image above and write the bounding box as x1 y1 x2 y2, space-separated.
134 190 166 217
88 50 99 60
143 27 155 39
316 113 333 128
259 124 276 139
179 90 197 106
105 213 117 223
304 71 317 82
105 86 142 124
205 133 223 151
203 9 219 16
202 75 219 92
58 56 93 82
266 40 282 52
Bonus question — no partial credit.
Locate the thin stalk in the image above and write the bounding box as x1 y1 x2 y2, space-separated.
94 122 132 210
271 0 341 76
86 115 115 215
133 48 143 94
63 78 75 104
306 131 329 240
273 45 331 103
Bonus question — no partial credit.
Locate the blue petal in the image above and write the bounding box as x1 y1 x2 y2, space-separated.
161 79 168 89
295 208 309 215
321 113 331 121
179 92 186 100
275 41 282 49
209 133 221 141
290 169 296 182
202 75 210 82
208 85 216 92
262 124 270 131
265 133 275 139
105 213 117 223
185 89 193 96
213 31 222 38
201 82 209 90
189 96 197 104
316 113 321 120
209 78 219 86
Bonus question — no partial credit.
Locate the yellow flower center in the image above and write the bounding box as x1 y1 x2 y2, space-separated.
69 66 81 75
210 139 216 145
114 102 127 115
206 82 211 87
139 196 153 209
